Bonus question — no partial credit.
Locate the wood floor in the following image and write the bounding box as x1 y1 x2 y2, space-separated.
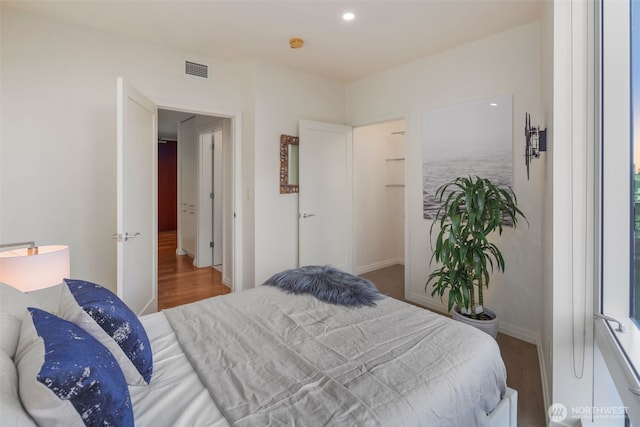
158 231 230 310
158 246 546 426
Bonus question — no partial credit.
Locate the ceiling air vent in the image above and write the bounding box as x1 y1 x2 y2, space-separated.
185 61 208 79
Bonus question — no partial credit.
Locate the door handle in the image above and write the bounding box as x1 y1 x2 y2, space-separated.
301 213 316 218
111 232 140 242
123 232 141 241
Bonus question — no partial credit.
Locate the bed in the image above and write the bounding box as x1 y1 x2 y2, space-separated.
0 268 517 427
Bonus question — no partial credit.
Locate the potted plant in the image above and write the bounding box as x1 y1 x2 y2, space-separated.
425 176 526 338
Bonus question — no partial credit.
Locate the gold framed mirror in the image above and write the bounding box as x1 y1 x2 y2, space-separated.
280 134 299 194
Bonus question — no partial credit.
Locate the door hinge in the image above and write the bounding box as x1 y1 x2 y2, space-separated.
210 192 214 199
210 241 214 248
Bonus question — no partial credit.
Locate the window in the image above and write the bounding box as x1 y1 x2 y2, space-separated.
599 0 640 423
634 0 640 328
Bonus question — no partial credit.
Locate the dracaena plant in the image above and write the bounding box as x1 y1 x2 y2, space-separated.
425 176 526 319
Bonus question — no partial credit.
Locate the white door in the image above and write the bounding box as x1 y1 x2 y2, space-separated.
298 120 353 273
116 78 158 315
196 131 213 268
212 130 223 266
195 129 223 268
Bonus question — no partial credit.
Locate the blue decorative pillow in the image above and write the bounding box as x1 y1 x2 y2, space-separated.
264 265 384 307
15 308 133 427
59 279 152 385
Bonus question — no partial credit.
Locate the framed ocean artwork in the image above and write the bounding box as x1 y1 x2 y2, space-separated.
422 94 513 220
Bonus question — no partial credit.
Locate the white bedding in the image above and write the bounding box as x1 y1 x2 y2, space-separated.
0 282 511 427
163 286 508 427
131 312 230 427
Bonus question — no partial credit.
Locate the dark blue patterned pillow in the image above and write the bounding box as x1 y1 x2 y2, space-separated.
15 308 133 427
59 279 153 385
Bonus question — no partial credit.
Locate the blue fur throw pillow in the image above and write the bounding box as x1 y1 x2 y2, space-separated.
264 265 384 307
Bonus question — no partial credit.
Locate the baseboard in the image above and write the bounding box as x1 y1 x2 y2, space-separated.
356 258 404 275
406 290 451 315
537 335 551 427
499 322 538 345
223 276 232 288
407 290 539 343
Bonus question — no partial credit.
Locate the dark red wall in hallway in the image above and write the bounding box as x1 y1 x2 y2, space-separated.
158 141 177 232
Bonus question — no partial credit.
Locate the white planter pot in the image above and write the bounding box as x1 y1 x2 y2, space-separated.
452 306 498 339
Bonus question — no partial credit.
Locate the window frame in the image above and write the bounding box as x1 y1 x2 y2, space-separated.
598 0 640 423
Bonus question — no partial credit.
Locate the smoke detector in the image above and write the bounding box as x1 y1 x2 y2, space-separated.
289 38 304 49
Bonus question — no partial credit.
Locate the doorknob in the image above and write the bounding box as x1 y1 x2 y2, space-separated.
301 213 316 218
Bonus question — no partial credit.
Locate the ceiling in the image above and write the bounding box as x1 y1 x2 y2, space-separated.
5 0 544 83
158 109 216 140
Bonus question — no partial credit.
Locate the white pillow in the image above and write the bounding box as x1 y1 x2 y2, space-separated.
0 349 37 427
0 282 42 358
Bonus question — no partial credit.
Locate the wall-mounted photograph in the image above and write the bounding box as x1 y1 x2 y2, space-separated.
422 94 513 219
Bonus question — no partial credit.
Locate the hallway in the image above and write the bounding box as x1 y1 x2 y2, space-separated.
157 230 230 310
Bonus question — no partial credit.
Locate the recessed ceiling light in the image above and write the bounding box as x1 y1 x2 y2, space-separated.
489 103 498 107
343 12 355 21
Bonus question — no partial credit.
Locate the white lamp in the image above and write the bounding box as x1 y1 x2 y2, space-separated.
0 242 70 292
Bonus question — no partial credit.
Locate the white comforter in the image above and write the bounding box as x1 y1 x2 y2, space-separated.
164 286 507 427
130 312 230 427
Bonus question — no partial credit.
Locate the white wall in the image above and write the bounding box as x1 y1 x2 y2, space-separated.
0 6 246 291
178 117 198 257
354 120 405 274
220 119 235 286
540 0 555 411
252 62 345 285
346 21 544 342
1 8 546 342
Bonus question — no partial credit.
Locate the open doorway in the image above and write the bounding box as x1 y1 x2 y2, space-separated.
156 109 232 309
353 119 406 300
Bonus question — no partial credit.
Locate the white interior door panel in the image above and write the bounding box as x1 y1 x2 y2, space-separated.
298 120 353 273
116 78 157 315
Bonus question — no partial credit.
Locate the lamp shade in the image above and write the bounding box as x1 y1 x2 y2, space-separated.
0 245 70 292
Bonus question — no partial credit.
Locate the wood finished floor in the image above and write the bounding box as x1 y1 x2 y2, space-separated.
158 231 230 310
158 243 546 426
361 264 547 427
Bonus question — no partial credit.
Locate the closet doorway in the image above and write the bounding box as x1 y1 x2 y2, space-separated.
353 119 406 300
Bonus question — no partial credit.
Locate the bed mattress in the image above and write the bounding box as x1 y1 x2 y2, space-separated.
164 286 507 427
